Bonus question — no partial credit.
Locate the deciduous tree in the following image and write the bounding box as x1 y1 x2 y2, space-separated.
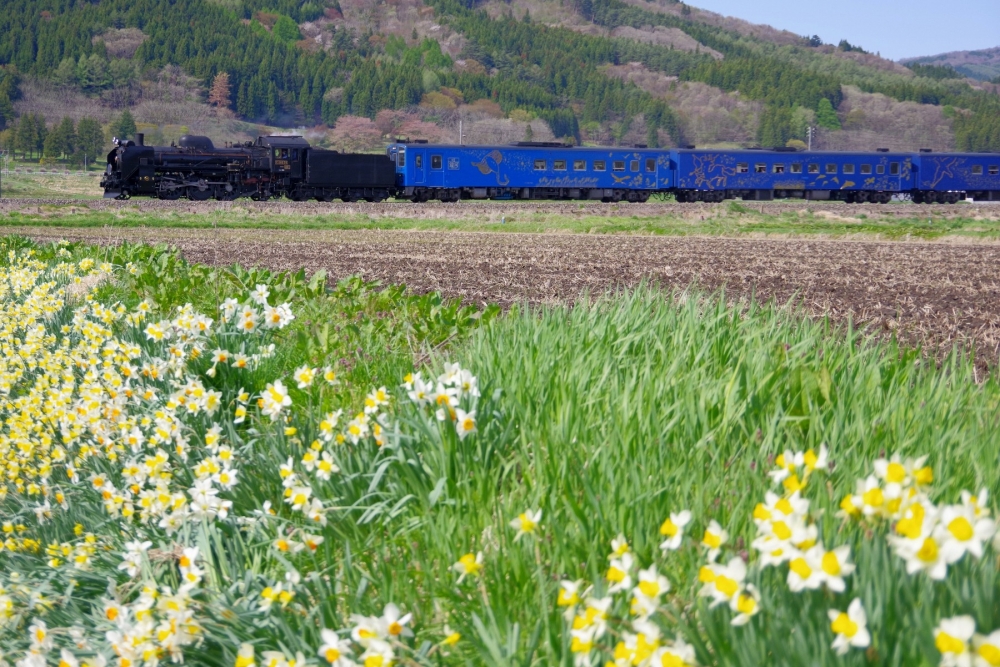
208 72 232 109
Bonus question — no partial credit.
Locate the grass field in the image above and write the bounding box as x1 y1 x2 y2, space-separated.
2 200 1000 240
1 236 998 667
0 170 104 199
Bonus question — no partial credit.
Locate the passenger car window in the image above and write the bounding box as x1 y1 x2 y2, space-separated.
773 164 785 174
574 160 587 171
397 152 405 167
431 155 442 169
861 164 872 175
826 164 837 174
755 163 766 173
415 155 422 168
877 165 885 174
791 164 802 174
534 159 546 171
554 160 567 171
843 164 855 174
890 162 900 175
808 164 819 174
990 166 999 175
292 149 298 159
737 163 748 173
972 165 983 175
646 159 656 172
613 161 626 172
594 160 606 172
630 160 639 172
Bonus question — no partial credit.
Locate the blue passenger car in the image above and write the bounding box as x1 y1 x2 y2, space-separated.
671 149 914 203
387 142 672 202
912 152 1000 202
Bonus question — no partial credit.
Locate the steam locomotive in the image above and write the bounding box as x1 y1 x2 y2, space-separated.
101 134 396 202
102 133 1000 203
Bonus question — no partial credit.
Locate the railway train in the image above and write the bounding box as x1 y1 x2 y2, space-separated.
102 134 1000 204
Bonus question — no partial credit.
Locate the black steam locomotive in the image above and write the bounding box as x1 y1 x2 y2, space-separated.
101 134 396 202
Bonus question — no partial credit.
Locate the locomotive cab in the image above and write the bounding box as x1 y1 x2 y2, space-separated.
257 135 309 184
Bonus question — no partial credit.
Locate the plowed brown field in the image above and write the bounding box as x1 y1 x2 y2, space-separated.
8 225 1000 367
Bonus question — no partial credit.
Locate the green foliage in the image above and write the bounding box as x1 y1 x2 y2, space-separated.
0 66 18 130
906 62 963 80
239 0 325 23
954 110 1000 153
76 53 109 92
13 111 45 159
75 117 106 164
837 39 867 54
756 105 795 146
271 15 301 43
394 37 454 70
329 59 424 119
110 109 137 142
815 98 841 130
42 116 75 159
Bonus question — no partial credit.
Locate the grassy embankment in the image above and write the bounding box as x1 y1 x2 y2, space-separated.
2 200 1000 240
0 236 998 667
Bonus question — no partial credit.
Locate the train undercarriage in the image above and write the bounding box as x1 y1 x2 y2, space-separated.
402 186 652 203
285 186 392 203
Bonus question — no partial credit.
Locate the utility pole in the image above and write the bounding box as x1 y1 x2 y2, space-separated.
806 126 815 151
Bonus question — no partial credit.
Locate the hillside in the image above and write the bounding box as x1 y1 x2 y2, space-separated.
1 0 998 163
902 47 1000 83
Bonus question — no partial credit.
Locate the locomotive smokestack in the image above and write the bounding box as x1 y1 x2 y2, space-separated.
136 133 144 146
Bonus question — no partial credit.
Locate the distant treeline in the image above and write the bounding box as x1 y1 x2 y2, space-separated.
1 0 997 151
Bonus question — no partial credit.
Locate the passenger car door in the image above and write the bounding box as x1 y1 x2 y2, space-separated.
413 152 426 184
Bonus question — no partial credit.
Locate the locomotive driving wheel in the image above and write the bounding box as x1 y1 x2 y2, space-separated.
186 187 213 201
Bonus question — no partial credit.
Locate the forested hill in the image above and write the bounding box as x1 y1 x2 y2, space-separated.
0 0 998 159
902 47 1000 83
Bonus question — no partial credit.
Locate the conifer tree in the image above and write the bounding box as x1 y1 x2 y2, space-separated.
75 117 104 168
56 116 76 156
42 125 62 160
816 98 841 130
111 109 136 142
15 113 36 159
53 58 77 87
